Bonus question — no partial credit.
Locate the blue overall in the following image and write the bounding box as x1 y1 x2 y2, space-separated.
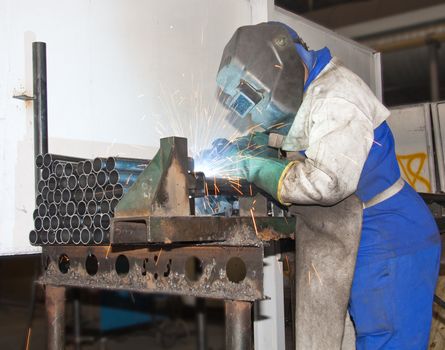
351 122 441 349
298 42 441 348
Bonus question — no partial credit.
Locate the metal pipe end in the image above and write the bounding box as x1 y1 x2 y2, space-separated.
93 228 104 244
106 157 116 172
43 153 53 168
36 154 44 168
83 160 93 175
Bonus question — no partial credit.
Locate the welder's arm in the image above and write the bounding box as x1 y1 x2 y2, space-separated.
278 98 374 206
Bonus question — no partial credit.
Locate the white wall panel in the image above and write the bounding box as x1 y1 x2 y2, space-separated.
0 0 252 255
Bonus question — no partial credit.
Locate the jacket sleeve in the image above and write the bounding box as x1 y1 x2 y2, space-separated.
278 97 374 205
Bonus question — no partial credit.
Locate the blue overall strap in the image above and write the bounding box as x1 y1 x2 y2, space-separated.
297 46 332 91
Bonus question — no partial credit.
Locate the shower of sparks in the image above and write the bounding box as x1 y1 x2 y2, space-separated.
230 184 243 196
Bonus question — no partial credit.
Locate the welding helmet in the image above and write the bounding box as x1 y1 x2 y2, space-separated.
216 22 305 130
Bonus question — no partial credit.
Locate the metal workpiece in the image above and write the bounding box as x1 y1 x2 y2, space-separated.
45 285 66 350
105 156 149 172
40 245 264 301
111 216 295 245
225 301 252 350
191 172 259 198
33 42 48 193
114 137 190 219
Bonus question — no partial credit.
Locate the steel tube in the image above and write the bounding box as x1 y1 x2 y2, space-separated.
43 216 51 230
78 174 87 190
73 189 83 202
93 157 107 172
77 201 86 216
93 228 104 244
42 167 51 181
48 230 56 244
38 179 46 192
54 163 64 177
50 216 60 230
36 154 44 169
70 215 81 229
41 230 49 244
93 214 101 228
77 161 84 175
38 203 48 217
29 230 42 245
72 228 81 244
105 157 149 172
33 209 39 220
94 187 105 201
225 301 252 350
109 170 139 186
61 188 72 203
87 173 97 188
66 201 77 217
96 170 109 187
83 160 93 175
83 215 93 229
87 200 98 216
84 188 94 202
36 194 44 206
80 228 91 245
45 285 66 350
48 176 57 191
54 189 62 204
60 228 71 244
59 202 67 216
48 203 58 216
110 198 119 213
33 42 48 196
100 213 111 230
105 185 114 200
63 162 74 176
67 175 78 190
34 217 43 231
100 200 110 214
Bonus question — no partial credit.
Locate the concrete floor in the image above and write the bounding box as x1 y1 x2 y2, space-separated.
0 301 225 350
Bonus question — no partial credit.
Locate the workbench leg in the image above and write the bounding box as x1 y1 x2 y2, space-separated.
197 298 207 350
45 285 66 350
225 300 252 350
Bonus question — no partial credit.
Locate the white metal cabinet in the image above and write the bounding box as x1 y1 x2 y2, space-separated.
387 104 437 193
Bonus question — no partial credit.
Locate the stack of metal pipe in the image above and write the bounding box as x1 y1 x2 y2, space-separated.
29 154 149 246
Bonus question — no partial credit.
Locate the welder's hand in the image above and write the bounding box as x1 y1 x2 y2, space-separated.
223 153 292 203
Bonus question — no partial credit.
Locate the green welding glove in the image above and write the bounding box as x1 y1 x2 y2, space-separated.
225 154 294 203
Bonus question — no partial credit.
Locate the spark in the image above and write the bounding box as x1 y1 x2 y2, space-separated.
250 208 258 236
213 176 220 195
155 248 163 266
274 64 283 69
365 136 382 147
249 184 253 196
105 244 112 259
339 153 360 167
308 270 311 285
205 182 209 196
25 327 31 350
230 184 243 196
311 262 323 286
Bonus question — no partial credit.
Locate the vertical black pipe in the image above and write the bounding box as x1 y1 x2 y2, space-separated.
33 42 48 195
196 298 207 350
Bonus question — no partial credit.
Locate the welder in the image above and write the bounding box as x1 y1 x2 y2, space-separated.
214 22 441 349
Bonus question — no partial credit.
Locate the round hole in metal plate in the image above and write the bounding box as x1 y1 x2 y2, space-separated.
226 257 247 283
185 256 203 282
86 254 99 276
58 254 70 274
115 255 130 276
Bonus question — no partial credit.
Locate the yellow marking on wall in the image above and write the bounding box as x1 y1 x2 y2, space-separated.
397 153 431 192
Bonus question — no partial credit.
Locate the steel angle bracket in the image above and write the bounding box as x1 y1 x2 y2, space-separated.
39 245 265 301
114 137 191 219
